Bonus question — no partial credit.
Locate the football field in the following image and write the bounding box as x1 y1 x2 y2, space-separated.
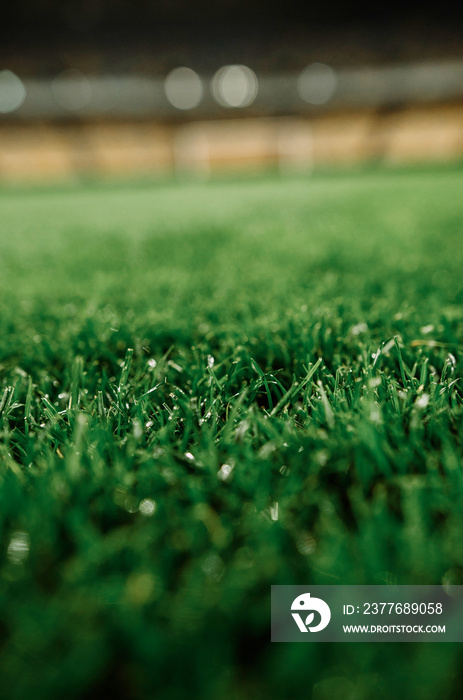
0 166 462 699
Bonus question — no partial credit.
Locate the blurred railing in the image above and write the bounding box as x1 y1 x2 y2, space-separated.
1 60 463 119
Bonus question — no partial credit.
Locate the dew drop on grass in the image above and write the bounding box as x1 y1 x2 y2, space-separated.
161 467 177 485
201 553 225 582
350 322 368 336
199 410 212 426
7 531 30 564
442 569 463 596
133 420 143 439
218 463 234 481
415 394 430 409
295 531 317 555
316 450 329 466
370 407 382 423
124 496 139 513
139 498 157 516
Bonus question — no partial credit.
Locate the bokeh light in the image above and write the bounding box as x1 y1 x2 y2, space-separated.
7 531 30 564
164 67 203 110
297 63 337 105
51 69 92 110
211 65 258 108
0 70 26 113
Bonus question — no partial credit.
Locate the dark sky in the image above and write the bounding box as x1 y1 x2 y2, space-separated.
3 0 462 30
2 0 461 71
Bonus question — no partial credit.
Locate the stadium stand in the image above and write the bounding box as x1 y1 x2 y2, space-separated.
1 6 462 179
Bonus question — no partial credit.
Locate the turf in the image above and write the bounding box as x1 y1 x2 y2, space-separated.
0 166 462 700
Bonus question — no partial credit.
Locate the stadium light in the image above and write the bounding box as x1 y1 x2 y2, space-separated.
297 63 337 105
211 65 258 108
164 67 203 110
0 70 26 113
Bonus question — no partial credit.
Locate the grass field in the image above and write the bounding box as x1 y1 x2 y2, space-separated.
0 166 462 699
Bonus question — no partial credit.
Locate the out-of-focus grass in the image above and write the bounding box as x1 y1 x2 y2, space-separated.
0 167 461 700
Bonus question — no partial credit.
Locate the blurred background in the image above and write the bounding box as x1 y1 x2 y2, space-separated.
1 0 463 181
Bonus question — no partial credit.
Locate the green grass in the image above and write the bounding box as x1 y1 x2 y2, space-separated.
0 166 462 700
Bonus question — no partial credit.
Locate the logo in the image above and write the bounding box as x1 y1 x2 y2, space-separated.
291 592 331 632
